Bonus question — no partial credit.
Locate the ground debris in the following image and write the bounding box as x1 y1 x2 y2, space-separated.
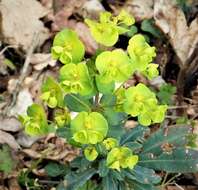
0 0 50 51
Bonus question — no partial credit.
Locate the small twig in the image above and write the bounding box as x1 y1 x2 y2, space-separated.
3 34 39 116
0 45 18 56
38 180 60 185
174 183 185 190
168 105 198 109
161 172 169 186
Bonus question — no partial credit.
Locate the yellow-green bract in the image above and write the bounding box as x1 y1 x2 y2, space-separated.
84 145 98 161
107 147 138 171
59 63 94 96
96 49 133 83
102 138 118 150
85 11 135 46
127 34 159 80
41 77 63 108
19 104 49 136
51 29 85 64
124 83 167 126
54 108 70 128
71 112 108 144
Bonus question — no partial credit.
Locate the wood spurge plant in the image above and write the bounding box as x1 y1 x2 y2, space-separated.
19 11 198 190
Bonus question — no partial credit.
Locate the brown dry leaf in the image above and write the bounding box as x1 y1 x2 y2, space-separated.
17 132 39 148
8 178 21 190
0 130 20 150
30 53 56 71
52 0 86 31
124 0 153 21
124 120 138 129
154 0 198 65
0 117 21 132
67 21 99 54
166 186 197 190
0 0 50 51
9 88 33 116
81 0 105 19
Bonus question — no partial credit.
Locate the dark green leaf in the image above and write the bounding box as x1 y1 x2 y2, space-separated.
64 168 96 190
141 127 189 156
139 148 198 173
45 162 68 177
129 180 158 190
157 83 176 105
102 173 118 190
64 94 91 112
120 125 149 145
100 94 116 107
0 145 14 174
127 166 161 185
99 159 109 177
103 108 126 126
124 142 142 151
141 19 162 38
126 25 138 37
107 124 125 140
70 156 90 170
56 127 72 139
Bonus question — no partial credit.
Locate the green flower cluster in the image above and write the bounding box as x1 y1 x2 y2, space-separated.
85 10 135 46
51 29 85 64
124 83 168 126
107 146 138 171
127 34 158 79
18 104 49 136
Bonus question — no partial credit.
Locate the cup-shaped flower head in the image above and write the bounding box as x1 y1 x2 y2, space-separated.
84 145 98 161
85 11 135 47
96 49 133 84
127 34 156 71
71 112 108 144
54 108 71 128
138 102 168 126
107 147 138 171
59 63 94 96
124 83 167 126
51 29 85 64
19 104 49 136
116 10 135 26
41 77 63 108
142 63 159 80
85 19 119 47
124 83 156 117
85 12 119 47
103 138 118 151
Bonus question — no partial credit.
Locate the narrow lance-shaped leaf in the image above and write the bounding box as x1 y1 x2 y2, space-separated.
64 168 96 190
141 127 189 156
139 148 198 173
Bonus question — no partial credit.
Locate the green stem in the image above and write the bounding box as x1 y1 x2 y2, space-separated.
161 172 169 186
69 94 91 112
95 93 100 107
113 81 126 95
161 173 181 189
